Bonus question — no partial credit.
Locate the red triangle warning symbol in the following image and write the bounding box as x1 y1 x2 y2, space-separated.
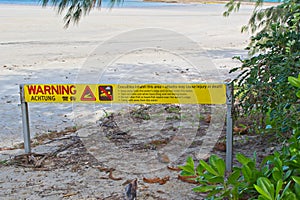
80 86 96 101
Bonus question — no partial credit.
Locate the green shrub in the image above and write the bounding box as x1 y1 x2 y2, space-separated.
179 137 300 199
230 1 300 135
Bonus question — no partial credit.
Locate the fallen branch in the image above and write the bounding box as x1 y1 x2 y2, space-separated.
49 139 80 157
11 139 80 168
42 135 76 145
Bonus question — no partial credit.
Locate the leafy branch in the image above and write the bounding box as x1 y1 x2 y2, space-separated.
40 0 122 27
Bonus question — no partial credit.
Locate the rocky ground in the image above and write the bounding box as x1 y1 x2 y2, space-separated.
0 104 279 200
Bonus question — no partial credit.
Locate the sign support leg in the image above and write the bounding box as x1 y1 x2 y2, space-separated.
20 85 31 153
226 82 233 172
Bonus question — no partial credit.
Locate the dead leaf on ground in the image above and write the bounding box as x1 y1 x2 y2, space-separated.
159 176 170 185
96 166 122 180
108 169 122 181
167 165 181 171
205 115 211 123
178 175 198 184
233 126 249 134
95 166 112 173
150 139 169 147
63 192 78 198
214 142 226 152
0 147 16 151
143 176 170 185
143 177 160 183
158 153 170 163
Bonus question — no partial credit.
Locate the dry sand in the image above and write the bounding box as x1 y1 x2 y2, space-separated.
0 3 255 199
0 3 252 148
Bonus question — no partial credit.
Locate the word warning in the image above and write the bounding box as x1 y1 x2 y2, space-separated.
23 83 226 104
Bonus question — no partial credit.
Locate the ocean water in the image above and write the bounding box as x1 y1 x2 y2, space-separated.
0 0 179 7
0 0 282 5
0 0 38 5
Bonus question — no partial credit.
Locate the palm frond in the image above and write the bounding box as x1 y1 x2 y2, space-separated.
40 0 123 27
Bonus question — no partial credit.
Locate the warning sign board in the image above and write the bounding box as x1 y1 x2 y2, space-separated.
23 83 226 104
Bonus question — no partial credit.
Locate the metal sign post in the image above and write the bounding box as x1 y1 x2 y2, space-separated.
20 84 31 153
226 82 233 171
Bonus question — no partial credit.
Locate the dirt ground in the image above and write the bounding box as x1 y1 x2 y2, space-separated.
0 104 279 200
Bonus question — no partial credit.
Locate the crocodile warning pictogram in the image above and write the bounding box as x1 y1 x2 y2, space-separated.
99 85 113 101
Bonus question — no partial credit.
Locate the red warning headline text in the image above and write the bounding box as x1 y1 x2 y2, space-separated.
27 85 76 95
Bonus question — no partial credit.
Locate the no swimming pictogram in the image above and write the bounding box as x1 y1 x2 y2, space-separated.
80 85 96 101
99 85 113 101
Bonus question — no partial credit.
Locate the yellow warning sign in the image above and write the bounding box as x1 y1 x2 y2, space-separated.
23 83 226 104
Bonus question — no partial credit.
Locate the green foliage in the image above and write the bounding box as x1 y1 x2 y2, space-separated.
179 137 300 199
165 106 181 114
179 156 196 176
186 155 236 199
180 154 258 199
0 159 8 165
224 0 291 35
242 0 293 34
288 74 300 138
40 0 123 27
181 1 300 199
253 177 293 200
230 0 300 134
288 74 300 98
223 0 241 17
180 123 300 199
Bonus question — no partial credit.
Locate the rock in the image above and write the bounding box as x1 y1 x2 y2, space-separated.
124 179 137 200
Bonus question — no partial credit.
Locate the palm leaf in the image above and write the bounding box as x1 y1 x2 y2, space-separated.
40 0 123 27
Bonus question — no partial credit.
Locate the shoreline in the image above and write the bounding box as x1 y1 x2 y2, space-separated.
144 0 229 4
0 0 280 7
144 0 280 6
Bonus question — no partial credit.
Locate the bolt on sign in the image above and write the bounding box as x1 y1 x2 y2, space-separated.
23 83 226 104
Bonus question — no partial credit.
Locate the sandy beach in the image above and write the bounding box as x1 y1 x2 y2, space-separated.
0 3 259 199
0 3 252 148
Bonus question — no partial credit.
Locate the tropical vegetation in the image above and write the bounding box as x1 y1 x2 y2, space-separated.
180 0 300 199
40 0 121 27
